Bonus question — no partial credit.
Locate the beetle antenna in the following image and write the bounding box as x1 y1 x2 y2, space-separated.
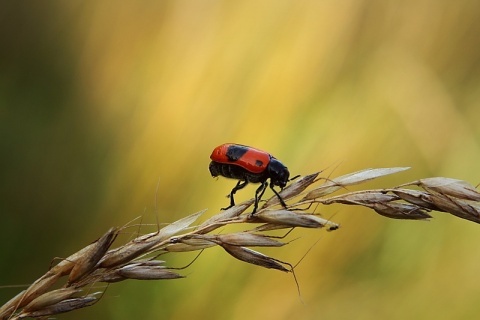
289 174 301 182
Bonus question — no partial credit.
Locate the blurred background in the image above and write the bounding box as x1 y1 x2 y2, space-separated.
1 1 480 319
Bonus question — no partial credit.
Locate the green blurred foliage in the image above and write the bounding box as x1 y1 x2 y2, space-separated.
1 1 480 319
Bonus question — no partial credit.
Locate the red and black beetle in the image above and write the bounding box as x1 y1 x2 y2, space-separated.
209 143 291 213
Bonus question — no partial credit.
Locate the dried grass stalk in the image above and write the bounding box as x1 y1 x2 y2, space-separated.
2 167 480 319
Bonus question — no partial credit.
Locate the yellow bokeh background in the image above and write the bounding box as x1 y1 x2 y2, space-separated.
2 1 480 319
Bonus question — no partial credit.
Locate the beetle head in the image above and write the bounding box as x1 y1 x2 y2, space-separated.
268 158 290 188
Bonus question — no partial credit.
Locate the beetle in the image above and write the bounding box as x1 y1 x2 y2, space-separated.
209 143 291 214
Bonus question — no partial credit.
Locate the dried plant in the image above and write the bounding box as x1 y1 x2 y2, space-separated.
2 167 480 319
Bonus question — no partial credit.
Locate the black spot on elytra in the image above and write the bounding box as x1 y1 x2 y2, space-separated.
255 160 264 167
226 145 249 162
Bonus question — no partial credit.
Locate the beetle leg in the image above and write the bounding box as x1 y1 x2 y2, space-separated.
223 180 248 210
270 182 288 209
252 180 268 214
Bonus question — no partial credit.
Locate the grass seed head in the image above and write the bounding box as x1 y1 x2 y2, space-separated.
4 167 480 319
255 210 339 229
68 228 117 284
214 233 285 247
118 265 184 280
371 202 432 220
19 296 97 318
22 288 81 313
220 244 290 272
418 177 480 201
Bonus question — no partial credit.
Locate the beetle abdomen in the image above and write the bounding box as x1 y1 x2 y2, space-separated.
209 161 267 184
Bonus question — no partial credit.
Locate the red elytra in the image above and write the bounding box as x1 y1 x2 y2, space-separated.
210 143 271 174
